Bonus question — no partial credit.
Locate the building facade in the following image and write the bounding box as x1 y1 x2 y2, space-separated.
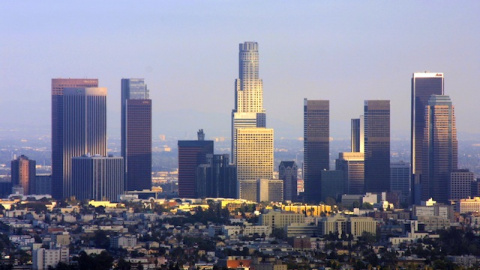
449 169 474 201
320 170 344 203
71 155 124 201
318 214 377 239
178 130 214 198
421 95 457 203
258 179 284 202
33 248 69 270
390 161 411 204
121 78 152 191
238 179 258 202
11 155 36 195
62 87 107 199
364 100 390 193
260 211 305 229
196 154 237 198
51 78 99 199
303 99 329 203
235 128 274 182
34 174 52 195
279 161 298 202
231 42 266 164
411 72 444 204
336 152 365 195
351 117 364 152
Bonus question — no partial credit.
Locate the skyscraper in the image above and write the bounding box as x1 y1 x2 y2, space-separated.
320 170 344 202
72 155 124 201
11 155 36 195
411 72 444 204
63 87 107 199
303 99 329 203
235 127 274 182
51 78 98 199
421 95 457 203
231 42 266 164
196 154 237 198
364 100 390 193
390 161 411 204
351 116 364 152
336 152 364 195
121 78 152 191
178 130 214 198
449 169 473 201
257 179 284 203
279 161 298 202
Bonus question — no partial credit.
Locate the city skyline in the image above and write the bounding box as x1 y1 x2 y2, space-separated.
1 2 479 141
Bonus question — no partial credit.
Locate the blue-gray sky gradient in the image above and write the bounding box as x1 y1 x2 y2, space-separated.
1 1 479 140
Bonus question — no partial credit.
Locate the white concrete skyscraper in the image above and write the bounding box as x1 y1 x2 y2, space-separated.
232 42 267 164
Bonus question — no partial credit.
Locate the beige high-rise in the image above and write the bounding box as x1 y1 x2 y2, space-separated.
232 42 267 164
235 128 274 183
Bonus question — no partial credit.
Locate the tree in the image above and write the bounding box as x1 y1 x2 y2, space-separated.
94 230 110 249
115 258 131 270
77 251 114 270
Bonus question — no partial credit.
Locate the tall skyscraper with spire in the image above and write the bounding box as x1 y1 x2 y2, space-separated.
231 42 274 199
51 78 99 199
232 42 267 164
121 78 152 191
421 95 457 204
411 72 444 204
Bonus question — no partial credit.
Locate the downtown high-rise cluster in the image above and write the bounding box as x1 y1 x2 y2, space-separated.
8 42 469 206
176 42 466 206
48 78 152 201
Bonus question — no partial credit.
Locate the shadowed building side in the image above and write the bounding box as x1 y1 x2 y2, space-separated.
121 78 152 192
421 95 457 204
364 100 390 193
51 78 98 199
411 72 444 204
62 87 107 199
178 130 214 198
303 99 329 203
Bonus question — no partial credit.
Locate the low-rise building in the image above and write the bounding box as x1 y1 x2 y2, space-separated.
286 223 320 237
453 197 480 214
281 204 331 217
318 214 377 238
110 235 138 249
32 248 69 270
259 211 305 229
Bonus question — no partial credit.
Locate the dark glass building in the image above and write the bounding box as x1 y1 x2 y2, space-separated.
421 95 457 203
51 79 98 199
303 99 329 203
351 117 364 152
279 161 298 202
336 152 364 195
364 100 390 193
63 87 107 199
320 170 344 203
34 174 52 195
196 154 236 198
72 155 124 201
121 78 152 191
178 130 214 198
411 72 444 204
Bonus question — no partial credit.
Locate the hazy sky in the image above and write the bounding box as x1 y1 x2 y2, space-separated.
1 1 479 141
